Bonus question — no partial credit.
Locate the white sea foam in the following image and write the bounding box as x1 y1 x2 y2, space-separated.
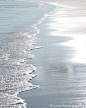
0 0 57 107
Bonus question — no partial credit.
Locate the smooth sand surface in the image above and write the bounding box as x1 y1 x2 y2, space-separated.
18 14 86 108
14 0 86 67
14 0 86 37
15 0 86 64
16 0 86 107
15 0 86 35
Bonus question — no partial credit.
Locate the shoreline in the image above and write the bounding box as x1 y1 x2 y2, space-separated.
18 2 86 107
13 0 86 36
1 0 86 107
6 0 86 107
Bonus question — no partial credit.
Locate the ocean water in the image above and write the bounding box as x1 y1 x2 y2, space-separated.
0 1 57 107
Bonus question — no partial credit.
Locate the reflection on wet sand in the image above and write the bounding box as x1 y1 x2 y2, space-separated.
19 6 86 108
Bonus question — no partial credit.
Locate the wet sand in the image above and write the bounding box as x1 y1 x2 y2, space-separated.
19 6 86 107
17 0 86 107
16 0 86 64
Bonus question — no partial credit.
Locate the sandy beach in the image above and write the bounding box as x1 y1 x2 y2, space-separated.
1 0 86 107
16 0 86 108
17 0 86 35
16 0 86 64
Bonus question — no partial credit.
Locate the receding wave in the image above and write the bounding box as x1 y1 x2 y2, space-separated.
0 1 57 107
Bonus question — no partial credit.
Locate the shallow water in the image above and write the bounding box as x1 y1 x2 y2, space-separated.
19 8 86 108
0 1 57 107
1 1 86 108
